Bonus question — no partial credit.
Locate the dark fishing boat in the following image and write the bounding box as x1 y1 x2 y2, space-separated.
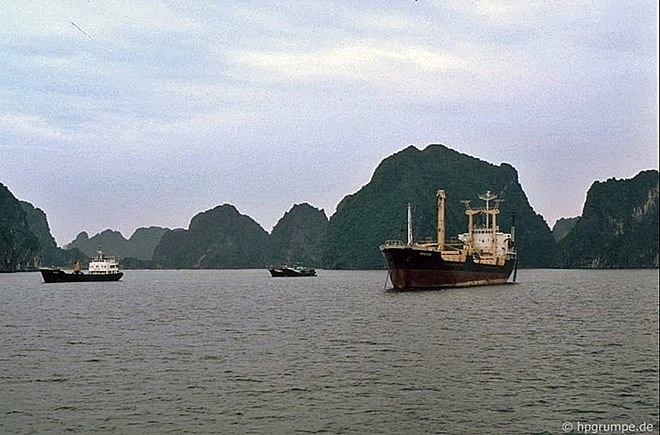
40 250 123 283
380 190 517 290
268 263 317 277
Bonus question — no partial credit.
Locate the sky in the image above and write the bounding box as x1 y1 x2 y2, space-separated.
2 1 658 247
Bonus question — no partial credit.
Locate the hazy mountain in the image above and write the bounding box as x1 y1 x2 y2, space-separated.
322 144 559 269
552 217 579 242
558 170 659 268
67 227 167 260
126 227 169 259
68 230 127 258
270 203 328 266
152 204 271 268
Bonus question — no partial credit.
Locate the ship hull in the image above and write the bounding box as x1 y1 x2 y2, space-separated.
40 268 123 283
268 267 316 277
381 247 514 290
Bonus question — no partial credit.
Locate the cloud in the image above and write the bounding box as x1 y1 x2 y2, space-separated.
0 113 73 144
236 41 465 80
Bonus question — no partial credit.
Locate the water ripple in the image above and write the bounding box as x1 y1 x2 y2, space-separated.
0 269 657 433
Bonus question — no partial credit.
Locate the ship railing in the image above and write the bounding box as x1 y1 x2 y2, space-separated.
382 239 406 246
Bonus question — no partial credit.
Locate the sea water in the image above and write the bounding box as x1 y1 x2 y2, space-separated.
1 269 658 434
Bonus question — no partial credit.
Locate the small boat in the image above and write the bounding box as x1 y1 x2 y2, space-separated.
380 189 517 290
268 263 317 277
40 250 123 283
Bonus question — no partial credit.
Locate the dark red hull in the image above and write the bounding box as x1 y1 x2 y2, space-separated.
40 268 123 283
381 247 514 290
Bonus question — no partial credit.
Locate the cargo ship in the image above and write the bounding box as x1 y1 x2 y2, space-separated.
380 190 517 290
40 250 123 283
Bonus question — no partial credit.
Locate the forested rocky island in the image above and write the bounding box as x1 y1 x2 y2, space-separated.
557 170 659 268
1 145 657 271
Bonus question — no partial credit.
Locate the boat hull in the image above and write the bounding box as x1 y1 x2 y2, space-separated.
40 268 123 283
381 247 514 290
268 267 316 277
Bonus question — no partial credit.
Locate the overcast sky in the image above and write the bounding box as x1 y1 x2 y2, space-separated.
2 1 658 247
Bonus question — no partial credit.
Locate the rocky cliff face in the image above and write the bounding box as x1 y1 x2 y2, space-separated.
19 201 80 267
0 184 39 271
559 170 659 268
270 203 328 266
323 144 558 269
152 204 271 268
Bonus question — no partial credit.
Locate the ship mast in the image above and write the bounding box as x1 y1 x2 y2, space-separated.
479 191 501 253
479 191 498 228
461 199 474 252
407 203 413 245
436 190 445 250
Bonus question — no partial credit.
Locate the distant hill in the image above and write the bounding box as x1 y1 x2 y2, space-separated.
558 170 659 268
270 203 328 266
127 227 169 259
552 217 579 241
323 145 559 269
152 204 271 268
67 230 125 258
67 226 167 261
